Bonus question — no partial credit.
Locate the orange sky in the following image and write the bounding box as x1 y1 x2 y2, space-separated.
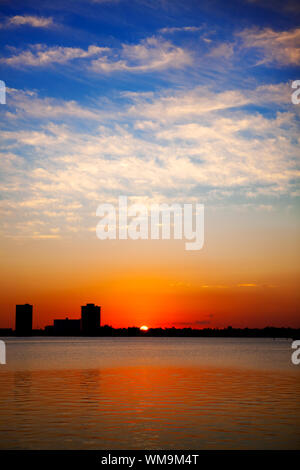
1 207 299 329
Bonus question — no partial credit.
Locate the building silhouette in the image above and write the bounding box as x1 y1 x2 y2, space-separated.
15 304 33 336
53 318 81 335
81 303 101 335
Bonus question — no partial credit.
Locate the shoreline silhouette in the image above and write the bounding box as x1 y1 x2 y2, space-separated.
0 303 298 339
0 325 299 339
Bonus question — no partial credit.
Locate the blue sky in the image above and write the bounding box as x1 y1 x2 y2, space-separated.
0 0 299 240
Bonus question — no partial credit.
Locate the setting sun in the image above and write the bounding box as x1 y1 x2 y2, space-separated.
140 325 149 331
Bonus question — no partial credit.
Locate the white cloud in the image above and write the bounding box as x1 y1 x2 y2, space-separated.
6 88 103 121
0 83 299 238
91 37 192 73
127 83 290 122
1 15 54 28
238 27 300 66
2 37 191 73
1 44 109 67
208 42 234 59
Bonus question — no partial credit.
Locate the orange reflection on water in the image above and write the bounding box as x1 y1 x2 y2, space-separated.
0 364 299 449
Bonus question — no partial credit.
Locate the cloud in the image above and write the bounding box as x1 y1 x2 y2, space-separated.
237 284 257 287
91 37 192 73
1 15 54 28
172 320 212 327
245 0 300 14
159 26 202 34
2 37 191 73
1 45 109 67
208 42 234 59
0 82 299 238
238 27 300 66
127 83 290 122
6 88 103 121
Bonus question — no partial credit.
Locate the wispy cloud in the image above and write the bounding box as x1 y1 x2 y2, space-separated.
238 27 300 66
237 283 257 287
2 37 191 73
126 83 290 121
6 88 103 121
1 15 54 29
159 26 202 34
90 37 192 73
0 81 299 238
1 44 109 67
208 42 234 59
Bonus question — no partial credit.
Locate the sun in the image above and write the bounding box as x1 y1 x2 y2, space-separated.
140 325 149 331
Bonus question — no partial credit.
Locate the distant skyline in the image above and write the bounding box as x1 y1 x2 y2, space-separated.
2 302 300 337
0 0 299 329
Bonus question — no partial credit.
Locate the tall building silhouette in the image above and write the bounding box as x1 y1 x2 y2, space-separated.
15 304 33 336
81 303 101 335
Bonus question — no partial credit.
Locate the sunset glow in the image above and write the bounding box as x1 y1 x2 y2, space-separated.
140 326 149 331
0 0 299 332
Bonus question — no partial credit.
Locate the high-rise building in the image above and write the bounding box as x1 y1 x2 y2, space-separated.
81 303 101 335
15 304 33 336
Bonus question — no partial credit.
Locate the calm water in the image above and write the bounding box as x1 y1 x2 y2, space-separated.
0 337 299 449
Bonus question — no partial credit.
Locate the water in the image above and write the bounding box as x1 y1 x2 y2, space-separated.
0 337 299 449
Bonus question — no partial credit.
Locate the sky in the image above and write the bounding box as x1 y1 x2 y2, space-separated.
0 0 299 329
